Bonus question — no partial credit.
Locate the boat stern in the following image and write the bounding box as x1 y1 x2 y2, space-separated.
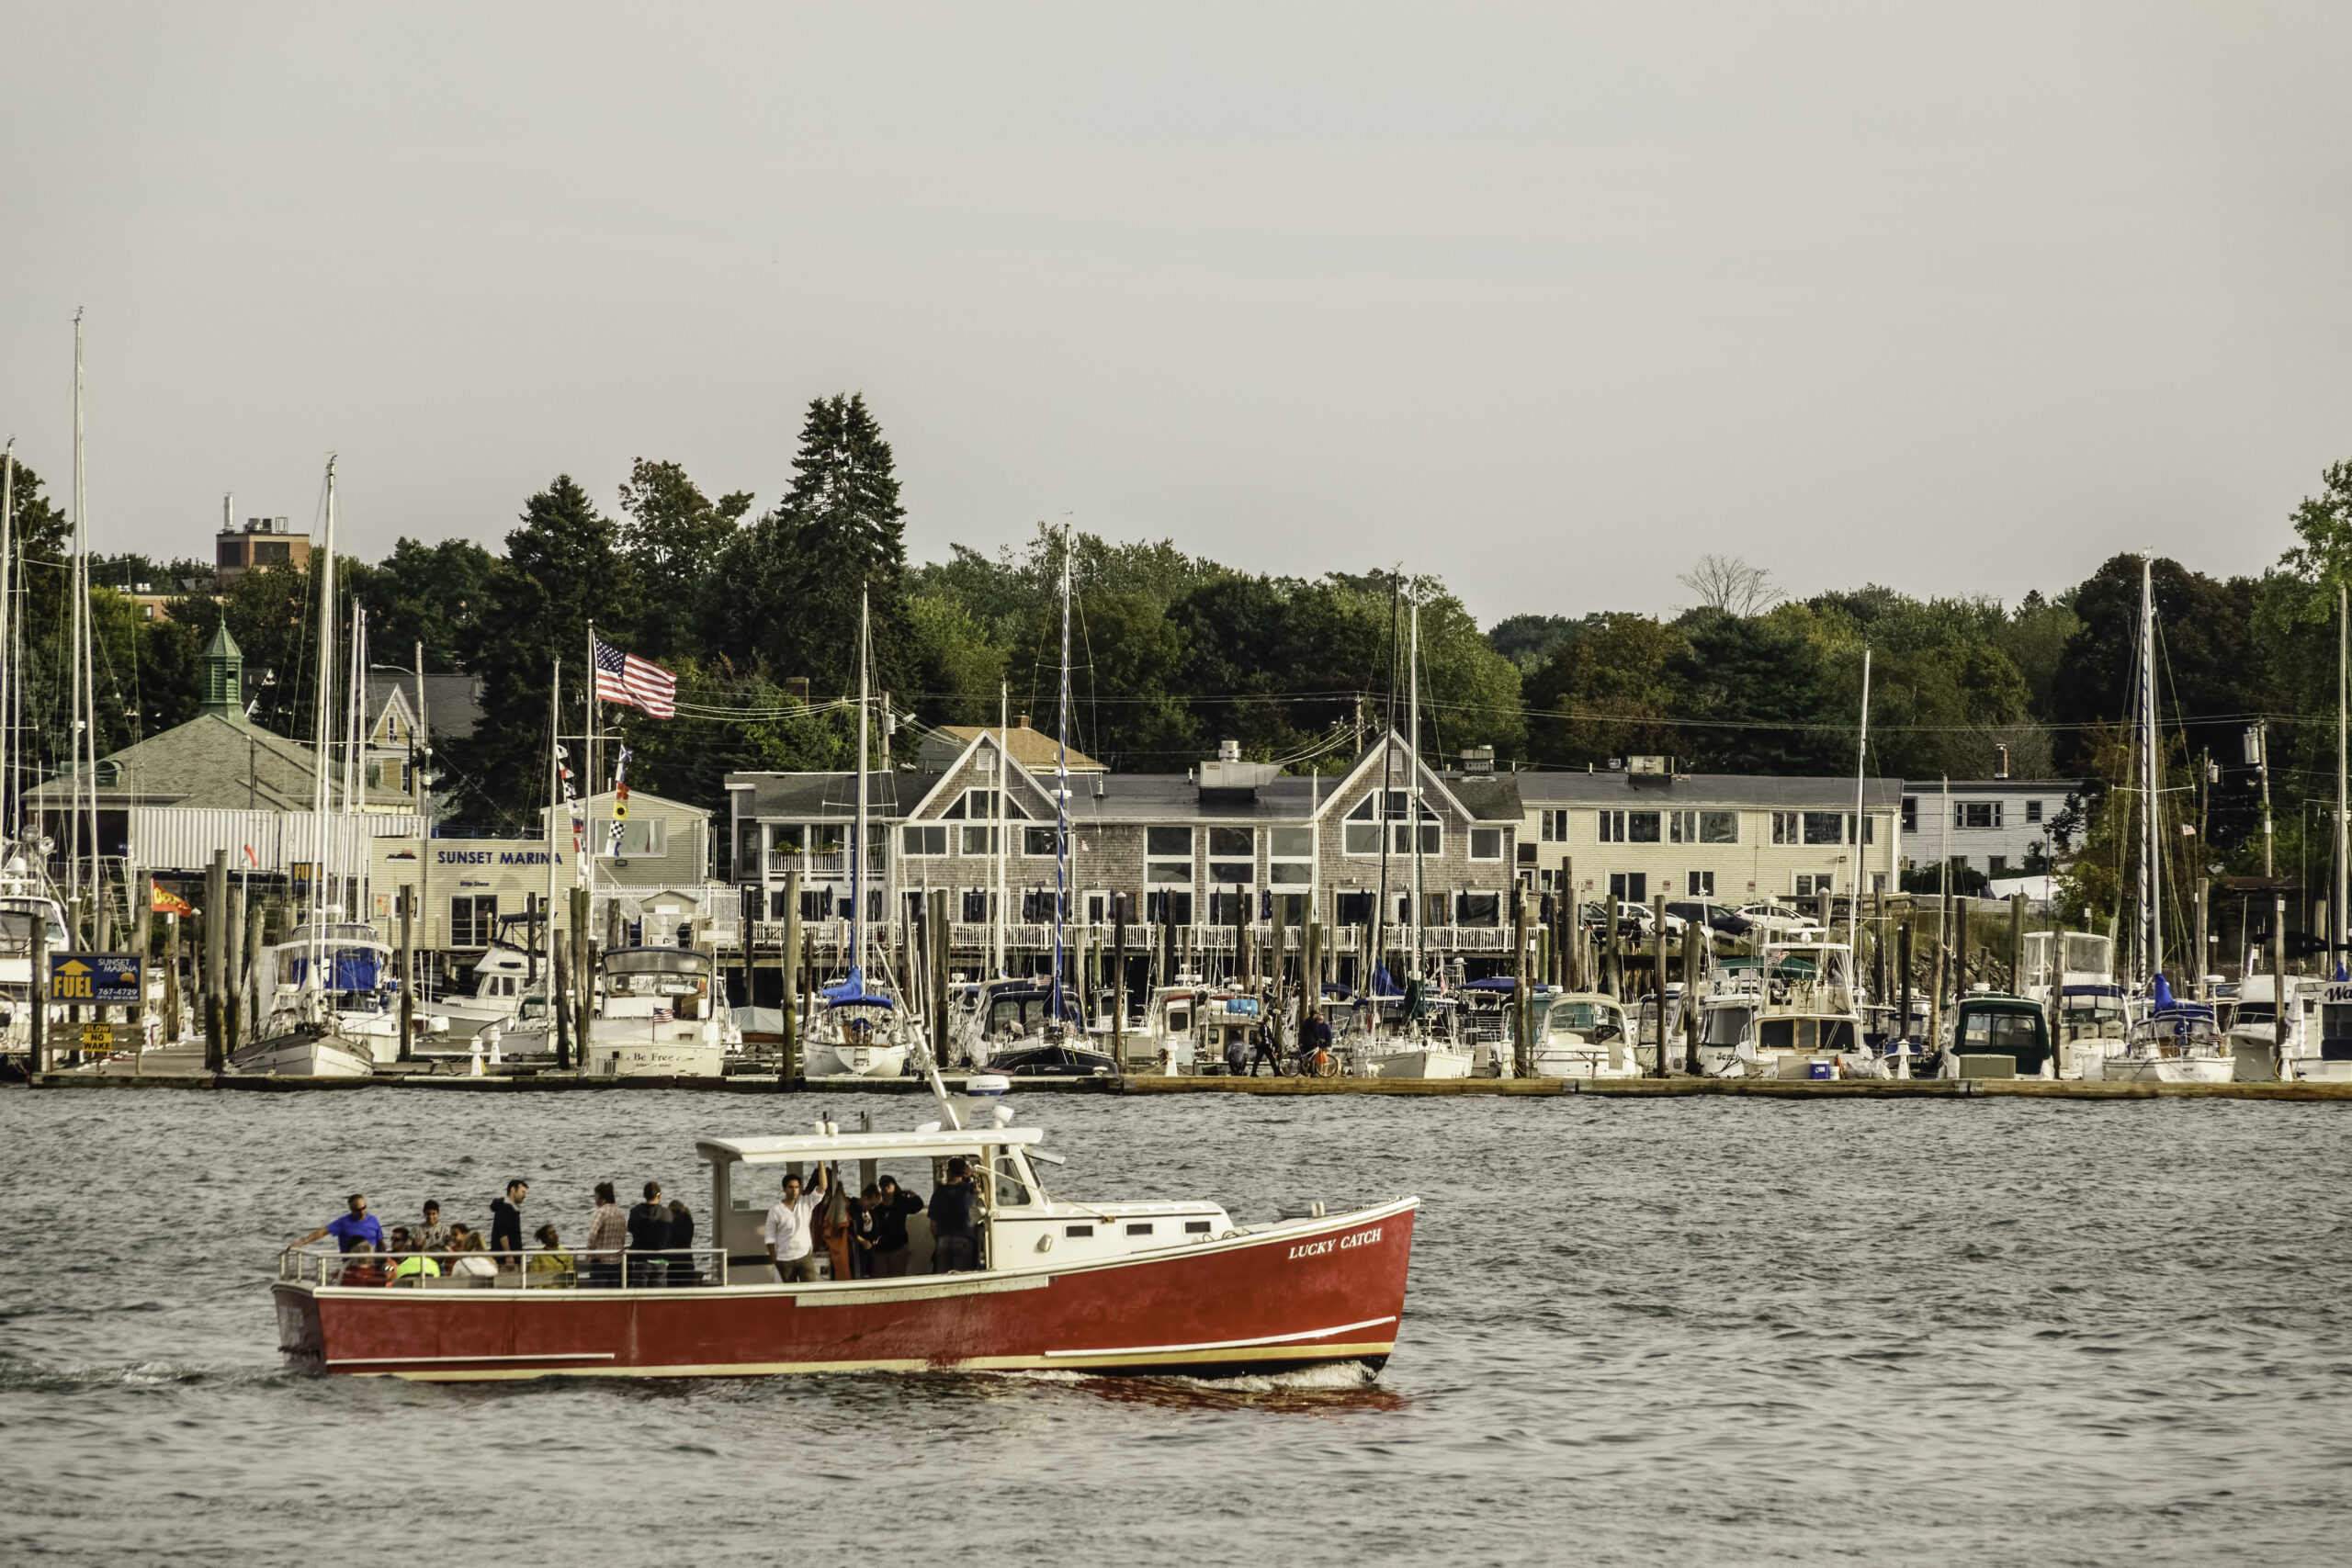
273 1281 324 1365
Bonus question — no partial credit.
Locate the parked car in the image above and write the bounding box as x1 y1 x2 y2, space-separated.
1666 900 1751 937
1736 902 1827 941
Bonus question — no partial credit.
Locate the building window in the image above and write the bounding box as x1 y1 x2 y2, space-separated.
1670 810 1738 845
1208 862 1255 887
1687 870 1714 897
254 539 290 565
1343 795 1381 855
1989 855 2010 876
1539 809 1571 842
1607 872 1648 903
1208 826 1254 859
217 540 244 568
959 826 998 856
1335 891 1374 925
1456 891 1501 927
1957 802 2002 829
1794 873 1836 897
944 788 1014 821
1023 826 1057 857
1147 825 1193 857
2025 800 2042 823
450 896 498 947
1269 826 1313 884
1146 889 1193 925
960 889 992 922
1901 796 1917 831
1392 821 1442 855
1469 828 1503 861
592 818 666 858
1799 812 1842 846
1598 810 1661 844
1148 861 1192 886
900 825 948 856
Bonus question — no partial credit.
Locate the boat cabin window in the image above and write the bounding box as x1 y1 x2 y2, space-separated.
989 1146 1038 1208
1702 1006 1753 1046
2321 1005 2352 1058
2233 1001 2276 1024
0 908 68 953
605 949 711 997
1962 1010 2043 1053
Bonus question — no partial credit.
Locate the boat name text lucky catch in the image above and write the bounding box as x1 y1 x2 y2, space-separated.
1288 1226 1381 1259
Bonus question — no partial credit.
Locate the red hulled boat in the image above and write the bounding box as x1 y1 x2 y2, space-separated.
274 1098 1418 1382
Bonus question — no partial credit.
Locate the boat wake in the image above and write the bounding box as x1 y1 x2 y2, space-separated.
988 1359 1408 1413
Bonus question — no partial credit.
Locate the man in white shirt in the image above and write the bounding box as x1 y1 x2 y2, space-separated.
764 1164 831 1283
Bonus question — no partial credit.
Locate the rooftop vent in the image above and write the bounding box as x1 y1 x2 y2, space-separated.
1995 743 2010 780
1626 755 1672 776
1199 744 1280 794
1218 739 1240 762
1459 746 1494 774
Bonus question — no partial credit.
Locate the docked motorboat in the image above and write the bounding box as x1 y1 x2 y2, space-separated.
2282 979 2352 1082
1531 992 1637 1078
578 945 737 1077
433 942 539 1038
1937 991 2053 1078
0 879 70 1061
1696 942 1867 1078
272 1055 1422 1382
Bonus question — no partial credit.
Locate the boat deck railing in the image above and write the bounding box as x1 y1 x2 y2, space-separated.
280 1245 729 1289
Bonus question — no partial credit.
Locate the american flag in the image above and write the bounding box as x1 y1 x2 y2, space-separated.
592 635 676 718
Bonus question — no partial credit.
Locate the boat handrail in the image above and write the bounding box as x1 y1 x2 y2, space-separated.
280 1243 729 1289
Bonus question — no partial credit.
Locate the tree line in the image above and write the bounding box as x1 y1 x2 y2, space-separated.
10 400 2352 924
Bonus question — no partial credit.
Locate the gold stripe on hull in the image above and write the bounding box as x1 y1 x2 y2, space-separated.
365 1340 1397 1382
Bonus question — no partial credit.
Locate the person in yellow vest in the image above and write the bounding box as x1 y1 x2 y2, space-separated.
389 1228 442 1287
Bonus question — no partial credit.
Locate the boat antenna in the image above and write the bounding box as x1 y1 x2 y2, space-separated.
854 585 869 985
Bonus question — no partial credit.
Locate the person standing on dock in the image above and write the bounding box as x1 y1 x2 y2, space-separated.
764 1166 829 1284
294 1195 381 1254
489 1180 527 1272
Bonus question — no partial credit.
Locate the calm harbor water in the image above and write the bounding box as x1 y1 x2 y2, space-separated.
3 1086 2347 1566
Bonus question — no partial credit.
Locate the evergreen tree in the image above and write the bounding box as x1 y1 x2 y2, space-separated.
712 395 909 698
453 476 639 822
618 458 750 661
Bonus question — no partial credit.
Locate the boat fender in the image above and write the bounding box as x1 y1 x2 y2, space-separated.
1035 1234 1054 1252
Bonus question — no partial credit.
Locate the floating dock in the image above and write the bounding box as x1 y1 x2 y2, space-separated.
18 1071 2352 1100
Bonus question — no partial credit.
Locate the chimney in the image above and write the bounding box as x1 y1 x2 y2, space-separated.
1017 715 1032 728
1995 743 2010 780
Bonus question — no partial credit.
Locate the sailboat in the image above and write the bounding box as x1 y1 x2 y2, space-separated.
0 438 73 1070
2092 558 2231 1085
235 458 384 1077
805 588 912 1078
1359 592 1471 1080
2277 586 2352 1081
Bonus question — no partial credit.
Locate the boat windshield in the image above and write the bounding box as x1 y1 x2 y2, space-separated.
1546 1000 1624 1038
606 948 709 997
1702 1005 1753 1046
0 906 68 953
1960 1009 2044 1052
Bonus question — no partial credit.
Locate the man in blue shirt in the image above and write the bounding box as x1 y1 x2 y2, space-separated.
296 1193 383 1253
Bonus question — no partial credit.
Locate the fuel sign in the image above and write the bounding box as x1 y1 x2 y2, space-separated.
50 953 143 1006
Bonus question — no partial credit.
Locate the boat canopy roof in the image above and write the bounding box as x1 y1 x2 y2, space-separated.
282 922 388 949
605 946 711 974
1956 994 2043 1016
697 1127 1044 1166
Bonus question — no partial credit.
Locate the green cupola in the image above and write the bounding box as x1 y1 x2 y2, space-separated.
198 622 245 724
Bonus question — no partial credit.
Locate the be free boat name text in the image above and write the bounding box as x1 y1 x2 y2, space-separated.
1288 1226 1382 1259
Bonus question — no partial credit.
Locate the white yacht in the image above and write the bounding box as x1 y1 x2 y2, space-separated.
804 989 911 1078
434 943 540 1038
0 879 71 1060
239 923 411 1077
577 944 738 1077
2020 930 2127 1078
1532 993 1638 1078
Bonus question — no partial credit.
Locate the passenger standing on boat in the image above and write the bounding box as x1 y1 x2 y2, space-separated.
628 1183 673 1287
294 1194 381 1253
489 1180 527 1271
850 1185 881 1280
929 1159 978 1272
413 1201 450 1255
764 1165 829 1284
867 1176 923 1278
585 1181 627 1288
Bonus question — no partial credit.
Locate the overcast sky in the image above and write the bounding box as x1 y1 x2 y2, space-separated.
4 3 2347 626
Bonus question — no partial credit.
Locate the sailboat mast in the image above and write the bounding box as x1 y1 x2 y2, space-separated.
1054 526 1071 1021
1 440 14 843
68 311 85 908
1849 648 1871 961
2140 557 2159 985
995 680 1008 978
1408 592 1422 976
2336 585 2347 971
548 658 562 971
313 458 338 919
854 587 869 981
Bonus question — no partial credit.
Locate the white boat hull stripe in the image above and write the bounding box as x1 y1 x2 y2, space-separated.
1041 1315 1397 1359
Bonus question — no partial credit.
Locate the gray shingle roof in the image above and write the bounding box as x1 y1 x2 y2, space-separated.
1508 771 1906 810
24 714 410 812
